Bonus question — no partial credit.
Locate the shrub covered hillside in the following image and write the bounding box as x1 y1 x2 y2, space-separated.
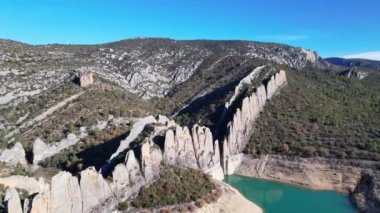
245 69 380 160
119 166 217 211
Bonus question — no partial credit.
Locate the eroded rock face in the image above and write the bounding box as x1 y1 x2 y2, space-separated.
110 116 157 160
162 124 222 179
350 173 380 213
80 167 112 213
30 194 49 213
4 188 23 213
78 72 94 87
141 141 163 182
0 176 47 195
301 48 318 64
51 172 82 213
0 142 27 167
222 70 287 174
33 133 79 165
235 155 365 193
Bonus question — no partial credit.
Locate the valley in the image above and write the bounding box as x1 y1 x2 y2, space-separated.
0 38 379 213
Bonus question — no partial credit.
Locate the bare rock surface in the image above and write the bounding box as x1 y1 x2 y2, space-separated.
78 72 94 87
0 175 47 194
110 115 157 160
235 155 368 193
222 70 287 174
0 142 27 166
80 167 112 213
4 188 23 213
50 171 82 213
33 133 80 165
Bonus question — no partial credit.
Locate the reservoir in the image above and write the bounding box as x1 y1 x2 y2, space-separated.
225 175 355 213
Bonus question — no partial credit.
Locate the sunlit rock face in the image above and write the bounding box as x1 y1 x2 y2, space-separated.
222 70 287 174
78 72 94 87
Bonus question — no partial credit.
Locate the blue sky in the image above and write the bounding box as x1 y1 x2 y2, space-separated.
0 0 379 59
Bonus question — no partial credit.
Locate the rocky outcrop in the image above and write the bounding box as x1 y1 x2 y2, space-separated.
77 72 94 87
162 124 222 179
0 176 48 195
225 66 265 108
235 155 367 193
80 167 112 213
0 142 27 167
141 140 163 182
109 116 157 160
50 172 82 213
4 188 23 213
301 48 318 64
222 70 287 174
350 172 380 213
33 133 80 165
30 194 49 213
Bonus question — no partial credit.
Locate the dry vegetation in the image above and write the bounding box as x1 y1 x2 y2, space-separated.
245 69 380 160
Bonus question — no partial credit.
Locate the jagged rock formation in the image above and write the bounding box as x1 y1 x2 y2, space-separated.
163 124 223 180
222 70 287 174
350 172 380 213
0 168 112 213
0 70 288 212
80 167 112 213
109 116 157 160
0 176 48 195
50 172 82 213
225 65 266 108
33 133 80 165
4 188 23 213
338 68 368 79
0 142 27 166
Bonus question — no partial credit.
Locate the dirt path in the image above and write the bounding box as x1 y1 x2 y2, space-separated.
5 92 85 139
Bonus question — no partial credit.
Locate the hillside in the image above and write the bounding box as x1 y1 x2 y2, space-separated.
0 38 379 213
245 68 380 160
325 57 380 72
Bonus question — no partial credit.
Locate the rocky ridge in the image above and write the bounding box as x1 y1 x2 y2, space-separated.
0 68 287 212
222 70 287 174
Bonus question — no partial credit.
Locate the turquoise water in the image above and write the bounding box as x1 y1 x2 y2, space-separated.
225 175 355 213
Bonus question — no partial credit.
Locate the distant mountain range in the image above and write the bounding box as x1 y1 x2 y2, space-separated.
325 57 380 71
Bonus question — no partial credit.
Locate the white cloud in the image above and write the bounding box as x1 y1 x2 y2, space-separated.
257 35 308 42
342 51 380 61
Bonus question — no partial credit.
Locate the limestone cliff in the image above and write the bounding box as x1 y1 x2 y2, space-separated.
222 70 287 174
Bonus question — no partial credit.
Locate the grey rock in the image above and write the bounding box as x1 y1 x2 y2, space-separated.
50 172 82 213
80 167 112 213
0 142 27 167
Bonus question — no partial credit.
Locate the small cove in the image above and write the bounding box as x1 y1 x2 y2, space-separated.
225 175 356 213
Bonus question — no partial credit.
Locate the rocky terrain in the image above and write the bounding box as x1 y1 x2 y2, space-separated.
0 38 379 212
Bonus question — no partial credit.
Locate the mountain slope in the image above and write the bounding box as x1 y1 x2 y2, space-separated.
325 57 380 71
245 68 380 161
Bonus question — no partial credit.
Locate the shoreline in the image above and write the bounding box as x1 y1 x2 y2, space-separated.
226 174 351 195
198 180 263 213
229 154 380 212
